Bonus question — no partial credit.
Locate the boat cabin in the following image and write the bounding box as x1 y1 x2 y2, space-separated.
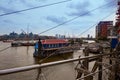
34 39 71 57
35 39 69 50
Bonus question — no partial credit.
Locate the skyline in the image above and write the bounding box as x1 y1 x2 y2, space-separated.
0 0 117 37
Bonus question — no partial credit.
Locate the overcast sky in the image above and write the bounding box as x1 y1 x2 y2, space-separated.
0 0 117 37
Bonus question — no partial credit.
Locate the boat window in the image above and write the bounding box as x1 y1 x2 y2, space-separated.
51 44 54 47
61 43 64 47
56 44 58 47
46 44 48 48
43 44 45 48
63 43 64 46
56 44 57 47
60 43 62 47
55 44 57 47
54 44 56 47
50 44 52 48
57 44 59 47
48 44 50 48
53 44 55 47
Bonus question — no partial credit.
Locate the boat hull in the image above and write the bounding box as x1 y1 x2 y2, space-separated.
33 49 74 58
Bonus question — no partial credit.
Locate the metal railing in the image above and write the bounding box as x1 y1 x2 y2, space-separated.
0 53 112 76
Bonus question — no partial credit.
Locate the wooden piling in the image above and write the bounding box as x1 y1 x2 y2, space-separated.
38 38 42 57
98 55 102 80
83 47 93 80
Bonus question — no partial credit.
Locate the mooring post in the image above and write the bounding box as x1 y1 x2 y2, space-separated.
38 38 42 57
37 38 42 80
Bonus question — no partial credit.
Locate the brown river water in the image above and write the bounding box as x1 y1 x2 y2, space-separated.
0 41 95 80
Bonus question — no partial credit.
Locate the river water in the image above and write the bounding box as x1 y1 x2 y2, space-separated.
0 41 95 80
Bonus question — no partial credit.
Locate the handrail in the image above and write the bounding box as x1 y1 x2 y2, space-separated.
0 53 112 75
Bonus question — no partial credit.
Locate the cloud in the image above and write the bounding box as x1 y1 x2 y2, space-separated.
68 10 91 17
104 0 116 3
46 16 67 24
67 1 91 16
97 0 117 13
20 0 34 7
0 1 23 15
69 1 90 10
7 0 34 7
3 20 13 24
19 0 48 7
103 0 117 9
2 19 22 26
7 0 15 4
35 0 48 2
0 6 15 13
8 0 47 7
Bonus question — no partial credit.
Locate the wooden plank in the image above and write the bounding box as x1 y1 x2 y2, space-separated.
75 68 90 74
91 61 99 73
75 67 93 80
89 58 98 62
76 70 82 79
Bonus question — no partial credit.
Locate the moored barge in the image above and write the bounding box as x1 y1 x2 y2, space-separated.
33 39 74 58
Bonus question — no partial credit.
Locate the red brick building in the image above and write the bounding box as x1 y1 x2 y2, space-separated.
115 0 120 36
96 21 113 39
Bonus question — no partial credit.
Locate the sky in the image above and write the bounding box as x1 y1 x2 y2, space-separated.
0 0 117 37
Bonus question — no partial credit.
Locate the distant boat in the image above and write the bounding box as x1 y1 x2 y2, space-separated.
3 40 14 43
11 41 35 47
33 39 75 58
11 41 22 47
21 42 35 46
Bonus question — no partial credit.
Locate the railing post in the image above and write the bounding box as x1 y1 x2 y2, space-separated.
36 68 41 80
98 55 102 80
75 56 83 79
83 47 90 80
108 50 115 80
